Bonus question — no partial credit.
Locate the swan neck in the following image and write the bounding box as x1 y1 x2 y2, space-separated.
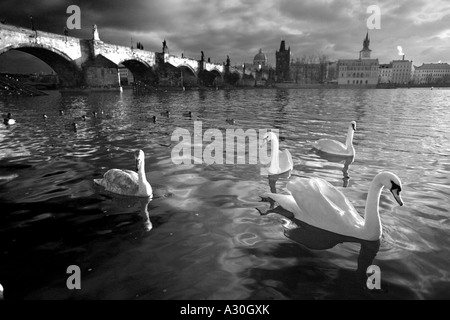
270 136 280 170
346 127 354 148
138 160 146 181
364 178 384 239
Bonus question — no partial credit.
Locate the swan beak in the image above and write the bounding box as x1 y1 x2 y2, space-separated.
260 137 268 148
352 123 357 131
391 190 404 206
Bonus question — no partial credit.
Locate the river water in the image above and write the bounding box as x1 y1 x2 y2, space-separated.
0 87 449 300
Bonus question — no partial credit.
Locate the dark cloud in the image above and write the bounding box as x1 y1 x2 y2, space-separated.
1 0 450 73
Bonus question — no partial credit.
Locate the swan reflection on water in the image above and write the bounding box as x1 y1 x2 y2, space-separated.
312 149 355 188
94 181 171 232
97 194 154 231
258 204 381 288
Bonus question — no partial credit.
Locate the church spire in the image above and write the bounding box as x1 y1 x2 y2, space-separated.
363 31 370 50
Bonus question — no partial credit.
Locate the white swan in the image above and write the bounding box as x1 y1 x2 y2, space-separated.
94 150 153 197
311 121 356 156
0 282 3 300
261 132 293 175
266 172 404 241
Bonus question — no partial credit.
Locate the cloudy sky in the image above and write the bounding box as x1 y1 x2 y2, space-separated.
1 0 450 73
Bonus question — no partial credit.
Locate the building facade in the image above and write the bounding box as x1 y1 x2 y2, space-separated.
378 63 392 83
118 64 134 85
391 58 413 84
413 63 450 85
337 32 379 86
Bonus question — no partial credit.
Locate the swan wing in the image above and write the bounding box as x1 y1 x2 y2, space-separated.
279 149 294 173
96 169 139 195
312 139 348 155
265 193 303 217
287 178 365 235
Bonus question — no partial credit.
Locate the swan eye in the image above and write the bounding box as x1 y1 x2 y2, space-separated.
390 181 402 192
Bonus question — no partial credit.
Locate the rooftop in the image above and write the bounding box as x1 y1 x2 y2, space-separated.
414 63 450 70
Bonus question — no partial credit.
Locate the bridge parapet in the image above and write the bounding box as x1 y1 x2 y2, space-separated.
94 41 156 67
205 62 224 73
0 24 83 63
166 55 200 73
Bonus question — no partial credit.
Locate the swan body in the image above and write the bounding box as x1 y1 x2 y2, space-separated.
3 118 15 125
266 172 403 241
312 121 356 156
94 150 153 197
261 132 293 175
4 113 16 125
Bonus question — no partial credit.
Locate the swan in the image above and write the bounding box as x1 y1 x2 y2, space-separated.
3 113 16 125
0 282 3 300
265 172 404 241
261 132 293 176
43 114 48 120
311 121 356 156
94 149 153 197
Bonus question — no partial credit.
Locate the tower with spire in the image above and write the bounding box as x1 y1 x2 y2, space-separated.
276 39 292 82
360 31 372 59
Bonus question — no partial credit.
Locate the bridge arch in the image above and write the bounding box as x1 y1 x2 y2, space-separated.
198 69 223 87
177 65 198 87
0 43 83 87
118 58 157 85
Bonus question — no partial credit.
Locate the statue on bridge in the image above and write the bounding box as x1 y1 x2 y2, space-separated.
92 24 100 41
162 39 168 53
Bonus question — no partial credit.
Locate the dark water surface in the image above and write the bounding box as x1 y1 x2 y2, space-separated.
0 88 449 300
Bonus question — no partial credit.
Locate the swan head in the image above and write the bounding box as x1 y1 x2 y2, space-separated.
134 149 145 172
263 132 277 145
350 121 357 131
7 113 13 119
378 172 404 206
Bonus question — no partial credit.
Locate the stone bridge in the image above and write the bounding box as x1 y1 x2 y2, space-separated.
0 23 241 88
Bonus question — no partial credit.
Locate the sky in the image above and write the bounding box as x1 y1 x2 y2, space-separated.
1 0 450 73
